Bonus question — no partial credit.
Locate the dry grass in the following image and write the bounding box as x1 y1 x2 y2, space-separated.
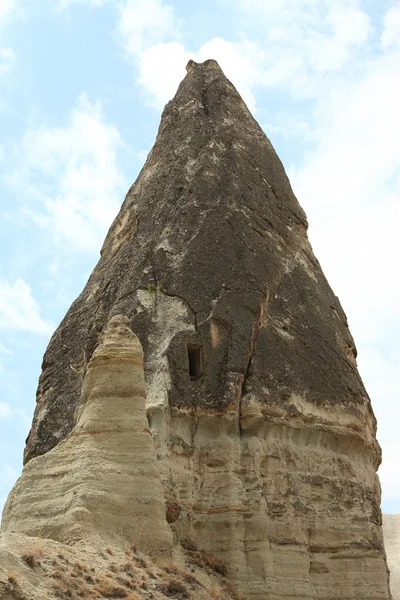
201 552 227 576
93 573 130 598
182 542 228 577
158 561 202 590
51 580 63 591
116 576 137 590
181 539 198 552
76 583 89 597
132 555 146 569
122 561 136 577
51 570 63 579
57 552 67 561
2 533 248 600
181 572 203 587
7 573 18 585
210 585 223 598
158 578 190 599
221 578 247 600
44 554 141 600
51 579 74 599
94 582 128 597
21 544 43 569
4 575 22 600
160 563 180 576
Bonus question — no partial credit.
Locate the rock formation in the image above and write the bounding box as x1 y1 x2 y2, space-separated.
383 514 400 599
1 59 392 599
2 315 172 556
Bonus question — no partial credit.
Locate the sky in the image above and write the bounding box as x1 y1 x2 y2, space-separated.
0 0 399 515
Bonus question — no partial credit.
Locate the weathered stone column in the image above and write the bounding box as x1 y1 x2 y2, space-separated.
15 59 392 599
2 315 172 557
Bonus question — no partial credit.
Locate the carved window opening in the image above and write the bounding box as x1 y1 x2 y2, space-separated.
187 344 204 380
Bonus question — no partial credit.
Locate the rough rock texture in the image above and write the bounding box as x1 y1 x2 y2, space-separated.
383 514 400 599
2 316 172 557
7 59 391 598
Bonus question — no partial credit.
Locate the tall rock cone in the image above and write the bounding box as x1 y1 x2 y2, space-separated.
2 315 173 556
4 60 391 598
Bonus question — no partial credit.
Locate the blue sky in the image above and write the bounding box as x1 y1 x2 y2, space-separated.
0 0 399 514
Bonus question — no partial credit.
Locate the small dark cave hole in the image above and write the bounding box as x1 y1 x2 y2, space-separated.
187 344 204 380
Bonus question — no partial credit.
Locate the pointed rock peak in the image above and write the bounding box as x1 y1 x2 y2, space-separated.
97 314 132 341
163 56 252 126
181 58 234 99
185 58 222 73
92 314 139 353
8 54 391 600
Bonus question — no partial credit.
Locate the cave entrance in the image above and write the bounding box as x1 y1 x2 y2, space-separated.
187 344 204 380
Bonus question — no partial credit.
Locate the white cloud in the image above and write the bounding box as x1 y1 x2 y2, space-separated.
117 0 176 55
229 0 371 96
0 343 11 355
290 41 400 344
114 0 268 112
379 446 400 501
57 0 107 8
0 0 17 113
381 3 400 49
0 403 12 418
14 93 126 251
0 0 16 24
0 46 14 59
122 1 372 114
136 42 187 107
115 0 265 111
137 38 264 112
0 47 15 76
185 38 262 113
0 399 27 422
263 113 312 139
312 6 370 72
0 279 53 336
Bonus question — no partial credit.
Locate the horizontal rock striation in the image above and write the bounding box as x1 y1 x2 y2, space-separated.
2 315 172 557
383 514 399 599
12 59 391 598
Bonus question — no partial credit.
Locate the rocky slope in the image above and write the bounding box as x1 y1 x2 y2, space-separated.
0 532 244 600
1 59 392 599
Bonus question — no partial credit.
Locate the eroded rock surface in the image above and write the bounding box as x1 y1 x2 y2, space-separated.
8 59 391 598
2 316 172 557
383 513 400 599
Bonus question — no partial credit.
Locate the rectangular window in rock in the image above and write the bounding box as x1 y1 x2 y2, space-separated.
187 344 204 380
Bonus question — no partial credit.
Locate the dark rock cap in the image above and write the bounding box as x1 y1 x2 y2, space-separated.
24 59 377 466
